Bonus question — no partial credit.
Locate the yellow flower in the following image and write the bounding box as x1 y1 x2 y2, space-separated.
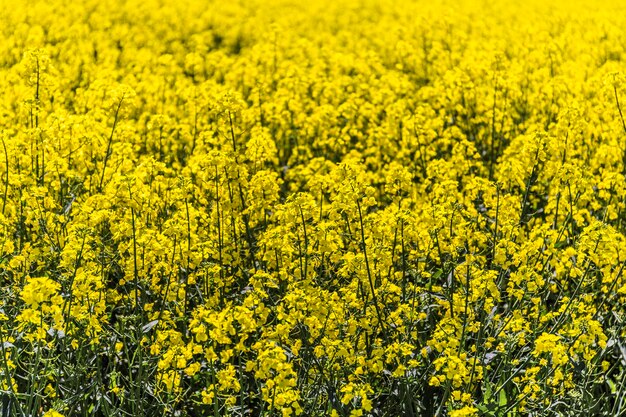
43 411 65 417
450 406 478 417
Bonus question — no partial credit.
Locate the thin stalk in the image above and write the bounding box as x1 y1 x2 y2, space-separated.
99 94 125 192
355 196 386 340
0 136 8 215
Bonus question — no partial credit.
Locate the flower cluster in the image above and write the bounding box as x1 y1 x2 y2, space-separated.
0 0 626 416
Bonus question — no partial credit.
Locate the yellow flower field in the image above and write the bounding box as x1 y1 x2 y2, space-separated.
1 0 626 415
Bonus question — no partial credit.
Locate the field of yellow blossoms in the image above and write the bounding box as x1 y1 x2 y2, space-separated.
3 0 626 416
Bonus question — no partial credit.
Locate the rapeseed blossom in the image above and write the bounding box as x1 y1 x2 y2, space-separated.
0 0 625 416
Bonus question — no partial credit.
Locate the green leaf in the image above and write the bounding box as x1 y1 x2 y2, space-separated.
608 378 617 394
142 319 159 333
484 381 493 401
499 389 507 408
